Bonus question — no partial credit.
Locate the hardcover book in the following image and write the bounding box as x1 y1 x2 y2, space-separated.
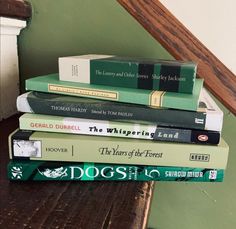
8 160 224 182
9 129 229 169
25 73 203 111
17 88 223 131
19 113 221 145
59 54 197 94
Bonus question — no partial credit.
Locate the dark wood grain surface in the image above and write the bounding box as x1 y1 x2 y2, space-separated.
0 0 31 20
0 115 154 229
117 0 236 115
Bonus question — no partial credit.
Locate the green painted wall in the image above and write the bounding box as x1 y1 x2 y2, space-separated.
18 1 236 229
149 105 236 229
18 0 172 92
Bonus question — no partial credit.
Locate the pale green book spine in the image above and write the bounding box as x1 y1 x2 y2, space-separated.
9 129 229 169
25 74 203 111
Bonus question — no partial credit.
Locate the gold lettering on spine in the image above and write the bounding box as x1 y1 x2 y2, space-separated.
149 91 165 107
48 84 118 100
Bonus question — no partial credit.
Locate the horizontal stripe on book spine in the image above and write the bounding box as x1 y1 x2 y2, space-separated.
48 84 119 100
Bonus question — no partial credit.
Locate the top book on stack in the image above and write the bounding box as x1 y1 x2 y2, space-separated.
59 54 197 94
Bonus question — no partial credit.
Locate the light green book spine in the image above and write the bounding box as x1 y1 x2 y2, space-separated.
25 74 203 111
9 129 229 169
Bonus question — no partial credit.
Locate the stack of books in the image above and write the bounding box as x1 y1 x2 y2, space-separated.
8 54 229 182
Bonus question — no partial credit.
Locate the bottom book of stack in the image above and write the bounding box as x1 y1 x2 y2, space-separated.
8 161 224 182
8 129 229 182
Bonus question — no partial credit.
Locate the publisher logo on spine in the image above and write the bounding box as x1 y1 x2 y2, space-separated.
209 170 217 180
198 134 208 142
195 118 204 124
189 153 210 162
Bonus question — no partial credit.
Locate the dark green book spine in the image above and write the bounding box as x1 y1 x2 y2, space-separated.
90 57 196 93
17 91 207 130
59 55 197 93
8 161 224 182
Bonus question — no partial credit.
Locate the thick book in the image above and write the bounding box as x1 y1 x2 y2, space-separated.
8 160 224 182
25 73 203 111
19 113 221 145
9 129 229 169
59 54 197 94
17 88 223 131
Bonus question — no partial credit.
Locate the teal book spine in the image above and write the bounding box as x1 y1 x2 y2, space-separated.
8 161 224 182
25 73 203 111
59 55 197 94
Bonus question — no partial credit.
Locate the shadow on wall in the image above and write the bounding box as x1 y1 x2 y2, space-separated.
18 0 172 92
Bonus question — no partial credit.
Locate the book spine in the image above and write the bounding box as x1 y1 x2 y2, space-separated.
25 74 203 111
17 92 209 130
8 161 224 182
19 113 221 145
59 55 197 94
9 130 229 169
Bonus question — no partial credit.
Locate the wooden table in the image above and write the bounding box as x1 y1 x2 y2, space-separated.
0 115 154 228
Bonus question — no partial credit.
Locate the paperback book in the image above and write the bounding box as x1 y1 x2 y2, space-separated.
17 88 223 131
19 113 220 145
59 54 197 94
9 129 229 169
25 73 203 111
8 160 224 182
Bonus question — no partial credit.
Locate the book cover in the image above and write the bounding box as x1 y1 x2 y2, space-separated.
9 129 229 169
25 73 203 111
17 88 223 131
19 113 221 145
8 160 224 182
59 54 197 94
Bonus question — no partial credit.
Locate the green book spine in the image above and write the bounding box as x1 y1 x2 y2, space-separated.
59 55 197 94
9 129 229 169
25 74 203 111
19 113 220 145
8 160 224 182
